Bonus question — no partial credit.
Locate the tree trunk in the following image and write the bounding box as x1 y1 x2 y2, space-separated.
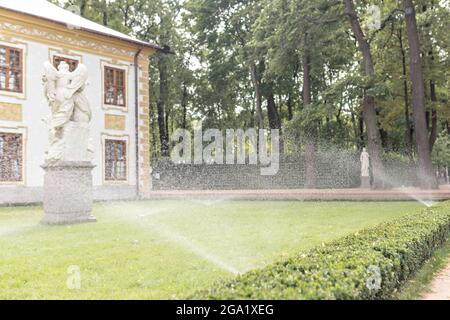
266 93 281 130
380 128 389 150
181 83 188 129
302 48 317 188
150 107 158 159
266 91 283 154
358 113 364 149
250 64 264 129
287 93 293 121
422 3 438 152
403 0 437 189
157 55 169 157
165 105 170 140
344 0 386 189
79 0 87 17
429 80 438 150
350 112 359 148
398 29 413 158
428 37 438 152
101 0 108 26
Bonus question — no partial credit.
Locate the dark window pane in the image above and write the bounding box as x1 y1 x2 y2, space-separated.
105 139 127 181
0 48 6 66
0 133 23 182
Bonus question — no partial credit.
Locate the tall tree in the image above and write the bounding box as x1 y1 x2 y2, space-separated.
302 38 316 188
55 0 450 178
403 0 438 189
397 28 414 158
157 50 170 156
344 0 386 189
250 63 264 129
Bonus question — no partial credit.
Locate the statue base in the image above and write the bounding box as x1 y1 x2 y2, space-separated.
360 176 371 189
41 161 96 225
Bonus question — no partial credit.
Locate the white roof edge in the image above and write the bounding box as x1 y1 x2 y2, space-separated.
0 0 163 51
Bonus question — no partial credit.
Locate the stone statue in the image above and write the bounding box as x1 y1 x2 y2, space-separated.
42 61 93 163
360 148 370 177
41 60 96 225
360 147 371 188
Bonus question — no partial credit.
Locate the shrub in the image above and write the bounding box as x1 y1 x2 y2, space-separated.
192 202 450 300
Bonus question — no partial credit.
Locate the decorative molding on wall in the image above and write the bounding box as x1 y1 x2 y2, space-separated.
0 15 154 62
48 47 83 64
0 102 22 122
0 21 136 58
105 114 126 131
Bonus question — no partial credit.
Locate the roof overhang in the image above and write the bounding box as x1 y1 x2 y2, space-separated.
0 4 166 53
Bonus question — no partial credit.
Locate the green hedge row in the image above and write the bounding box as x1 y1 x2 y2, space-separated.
192 202 450 300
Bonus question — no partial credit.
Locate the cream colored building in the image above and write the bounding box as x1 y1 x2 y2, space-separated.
0 0 160 204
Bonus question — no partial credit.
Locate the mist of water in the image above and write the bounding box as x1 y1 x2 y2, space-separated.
0 220 39 237
378 175 435 207
187 196 235 206
155 222 242 275
105 202 243 275
398 187 435 207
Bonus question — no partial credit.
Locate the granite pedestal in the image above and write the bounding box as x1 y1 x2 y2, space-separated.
41 161 96 225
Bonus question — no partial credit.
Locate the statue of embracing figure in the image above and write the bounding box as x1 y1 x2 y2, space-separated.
41 60 97 225
42 61 93 163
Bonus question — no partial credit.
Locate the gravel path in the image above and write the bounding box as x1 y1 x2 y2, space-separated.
422 260 450 300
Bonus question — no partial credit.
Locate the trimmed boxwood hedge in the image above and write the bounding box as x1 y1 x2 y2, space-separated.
192 202 450 300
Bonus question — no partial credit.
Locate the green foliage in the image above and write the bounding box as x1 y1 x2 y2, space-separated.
52 0 450 158
432 131 450 168
192 202 450 300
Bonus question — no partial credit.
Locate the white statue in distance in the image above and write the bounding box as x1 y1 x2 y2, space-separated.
360 147 370 177
42 61 93 163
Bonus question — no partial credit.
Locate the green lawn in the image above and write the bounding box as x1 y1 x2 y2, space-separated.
0 200 422 299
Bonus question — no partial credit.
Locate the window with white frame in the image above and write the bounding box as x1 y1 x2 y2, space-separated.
0 45 23 93
104 66 126 107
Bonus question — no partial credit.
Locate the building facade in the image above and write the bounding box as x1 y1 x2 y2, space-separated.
0 1 159 204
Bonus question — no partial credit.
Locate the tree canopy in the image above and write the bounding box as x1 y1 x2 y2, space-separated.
53 0 450 189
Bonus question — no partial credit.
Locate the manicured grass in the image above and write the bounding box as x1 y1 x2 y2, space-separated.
0 201 422 299
395 239 450 300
